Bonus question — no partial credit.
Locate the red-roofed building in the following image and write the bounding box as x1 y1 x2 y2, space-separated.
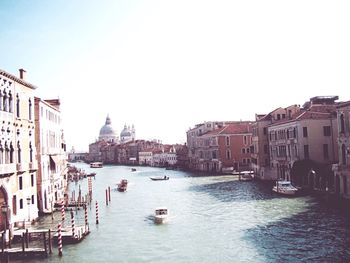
187 121 253 173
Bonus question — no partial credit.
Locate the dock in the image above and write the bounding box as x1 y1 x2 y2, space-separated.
53 225 90 244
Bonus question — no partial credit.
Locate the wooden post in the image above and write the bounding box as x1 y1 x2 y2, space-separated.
43 231 47 255
2 232 5 252
48 229 52 254
58 223 62 256
25 228 29 248
22 232 25 252
105 189 108 206
108 186 111 202
95 201 99 224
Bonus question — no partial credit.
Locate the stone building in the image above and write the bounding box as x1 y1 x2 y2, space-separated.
34 97 67 214
0 68 38 234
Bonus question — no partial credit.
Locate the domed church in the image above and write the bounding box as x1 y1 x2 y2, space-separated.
98 115 119 143
120 124 135 143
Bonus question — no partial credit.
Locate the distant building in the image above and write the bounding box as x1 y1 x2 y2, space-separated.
120 124 135 143
67 147 88 162
99 115 118 143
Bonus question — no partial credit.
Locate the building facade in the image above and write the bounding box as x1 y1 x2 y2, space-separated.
333 101 350 197
35 97 67 214
0 69 38 234
269 97 338 184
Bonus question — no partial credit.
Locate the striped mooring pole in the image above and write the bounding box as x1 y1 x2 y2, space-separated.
61 200 65 226
70 210 75 238
58 223 63 256
84 204 88 230
95 201 99 224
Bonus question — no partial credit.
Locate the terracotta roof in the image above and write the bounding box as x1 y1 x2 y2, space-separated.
202 123 252 136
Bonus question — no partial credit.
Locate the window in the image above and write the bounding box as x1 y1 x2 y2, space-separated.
246 148 250 153
212 151 217 159
19 176 23 190
0 89 2 111
226 150 231 160
277 114 281 120
244 136 247 145
340 114 345 133
12 195 17 215
29 142 33 162
303 127 308 137
17 141 21 163
264 144 268 154
293 128 296 138
323 144 329 160
263 127 267 135
304 145 309 159
29 98 32 120
3 91 7 111
242 148 246 154
323 126 331 136
31 174 34 187
10 143 14 163
226 136 230 146
342 144 346 165
8 92 12 112
16 94 20 118
282 114 286 119
19 199 23 209
31 195 35 204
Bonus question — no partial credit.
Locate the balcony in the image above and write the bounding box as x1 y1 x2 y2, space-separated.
0 163 16 176
16 163 25 173
29 162 38 171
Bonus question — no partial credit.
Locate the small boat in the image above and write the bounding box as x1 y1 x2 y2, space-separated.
150 176 169 181
87 172 96 177
154 207 168 224
239 171 254 181
272 181 298 196
131 168 137 172
117 179 128 192
90 162 103 168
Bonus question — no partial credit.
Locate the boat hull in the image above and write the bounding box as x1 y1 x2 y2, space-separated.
272 187 297 196
154 215 167 224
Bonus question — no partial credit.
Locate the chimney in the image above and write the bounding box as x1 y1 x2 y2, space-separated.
19 68 27 80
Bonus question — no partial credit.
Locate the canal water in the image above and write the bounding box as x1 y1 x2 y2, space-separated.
14 164 350 262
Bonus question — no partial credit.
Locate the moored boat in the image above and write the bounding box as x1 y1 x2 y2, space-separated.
90 162 103 168
154 207 168 224
239 171 254 181
272 180 298 196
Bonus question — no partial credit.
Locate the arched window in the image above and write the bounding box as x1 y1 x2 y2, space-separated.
28 98 32 120
342 144 346 165
29 142 33 163
4 142 9 164
340 113 345 133
226 136 230 146
3 91 8 112
8 91 12 113
9 142 14 163
17 141 21 163
226 150 231 160
16 94 20 118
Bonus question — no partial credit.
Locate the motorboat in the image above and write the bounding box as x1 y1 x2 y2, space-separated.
239 171 254 181
87 172 96 177
117 179 128 192
90 162 103 168
131 168 137 172
272 181 298 196
154 207 168 224
150 176 169 181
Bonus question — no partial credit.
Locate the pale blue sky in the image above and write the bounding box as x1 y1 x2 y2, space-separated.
1 0 350 151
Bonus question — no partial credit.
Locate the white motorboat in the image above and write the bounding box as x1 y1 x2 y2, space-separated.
154 207 168 224
150 176 169 181
239 171 254 181
272 181 298 196
117 179 128 192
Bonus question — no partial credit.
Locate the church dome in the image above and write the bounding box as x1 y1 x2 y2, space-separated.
99 115 118 142
120 125 131 137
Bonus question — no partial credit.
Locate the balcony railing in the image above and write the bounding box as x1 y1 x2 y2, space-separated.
29 162 38 171
0 163 16 176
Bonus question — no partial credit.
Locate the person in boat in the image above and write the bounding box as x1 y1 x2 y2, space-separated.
164 175 166 179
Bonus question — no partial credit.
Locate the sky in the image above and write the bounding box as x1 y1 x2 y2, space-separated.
1 0 350 152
